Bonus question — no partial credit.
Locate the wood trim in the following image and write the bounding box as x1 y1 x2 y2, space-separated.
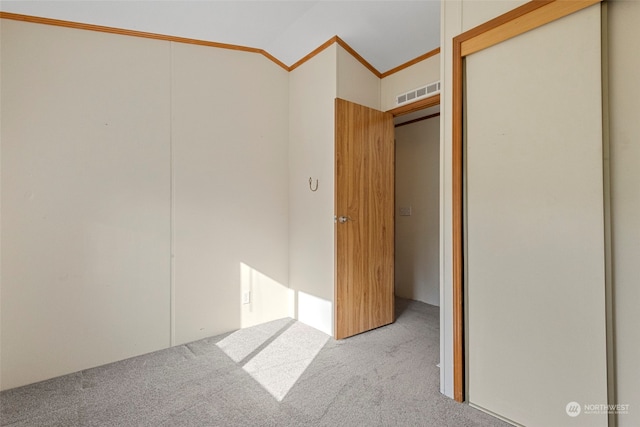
0 11 290 71
289 36 383 77
335 36 382 78
259 51 290 71
452 36 465 404
454 1 553 46
460 0 601 56
394 112 440 128
288 36 339 72
0 11 441 80
388 94 440 118
450 0 603 404
283 36 442 78
380 47 441 78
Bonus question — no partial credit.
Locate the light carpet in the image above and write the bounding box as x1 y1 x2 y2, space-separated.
0 298 509 426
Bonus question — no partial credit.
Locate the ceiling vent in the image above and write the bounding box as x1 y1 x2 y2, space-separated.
396 81 440 106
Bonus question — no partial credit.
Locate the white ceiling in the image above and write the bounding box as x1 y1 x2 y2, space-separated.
0 1 441 73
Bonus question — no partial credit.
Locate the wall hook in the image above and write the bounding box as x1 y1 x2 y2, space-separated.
309 177 319 192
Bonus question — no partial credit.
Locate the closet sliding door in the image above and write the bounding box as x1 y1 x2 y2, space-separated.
464 4 607 426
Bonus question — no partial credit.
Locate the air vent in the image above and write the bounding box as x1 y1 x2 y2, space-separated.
426 81 440 94
395 81 440 106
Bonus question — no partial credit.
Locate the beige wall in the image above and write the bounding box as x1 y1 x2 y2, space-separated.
288 45 337 336
290 43 440 336
608 2 640 426
395 117 440 306
337 45 380 110
381 54 440 112
1 20 434 390
0 20 291 390
1 20 172 390
171 43 290 345
460 0 527 31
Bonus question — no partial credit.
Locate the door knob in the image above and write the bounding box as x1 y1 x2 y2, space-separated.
338 216 352 223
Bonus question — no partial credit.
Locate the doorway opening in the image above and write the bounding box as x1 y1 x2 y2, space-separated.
333 95 440 343
391 95 442 388
391 95 441 380
390 95 441 309
393 106 441 307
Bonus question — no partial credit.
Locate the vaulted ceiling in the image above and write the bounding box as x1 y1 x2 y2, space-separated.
0 1 441 74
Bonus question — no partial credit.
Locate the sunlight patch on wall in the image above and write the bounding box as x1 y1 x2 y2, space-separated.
297 291 333 336
240 262 294 329
214 264 331 401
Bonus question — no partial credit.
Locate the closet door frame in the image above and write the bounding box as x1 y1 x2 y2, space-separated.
450 0 603 403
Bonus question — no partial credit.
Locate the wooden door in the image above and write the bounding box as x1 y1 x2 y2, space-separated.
334 98 395 340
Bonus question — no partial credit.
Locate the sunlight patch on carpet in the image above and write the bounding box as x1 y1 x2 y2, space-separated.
242 321 329 401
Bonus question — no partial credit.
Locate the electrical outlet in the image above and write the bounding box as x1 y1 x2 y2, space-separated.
399 206 412 216
242 291 251 305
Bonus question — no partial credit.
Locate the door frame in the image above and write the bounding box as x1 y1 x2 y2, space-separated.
388 94 440 118
390 93 442 308
451 0 603 403
334 94 440 340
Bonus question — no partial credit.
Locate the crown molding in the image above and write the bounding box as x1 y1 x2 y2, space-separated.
0 11 438 78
